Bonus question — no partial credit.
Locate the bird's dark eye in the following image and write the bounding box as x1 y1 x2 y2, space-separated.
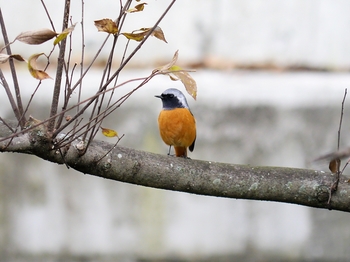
168 94 174 98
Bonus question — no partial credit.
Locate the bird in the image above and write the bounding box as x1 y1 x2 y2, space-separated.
155 88 196 158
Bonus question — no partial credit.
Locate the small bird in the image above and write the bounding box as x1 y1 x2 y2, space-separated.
155 88 196 158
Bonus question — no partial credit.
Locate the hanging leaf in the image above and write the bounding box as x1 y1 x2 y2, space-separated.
0 54 25 64
122 31 147 42
126 3 147 13
54 23 77 45
27 53 52 80
15 29 58 45
11 54 25 62
329 158 341 174
101 127 119 138
141 26 167 43
122 26 167 43
94 19 118 35
153 51 197 100
169 65 197 100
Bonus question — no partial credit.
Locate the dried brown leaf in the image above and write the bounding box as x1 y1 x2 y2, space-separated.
16 29 58 45
169 65 197 100
27 53 52 80
0 54 25 64
0 54 10 64
141 26 167 43
94 19 118 35
10 54 25 62
329 158 341 174
126 3 147 13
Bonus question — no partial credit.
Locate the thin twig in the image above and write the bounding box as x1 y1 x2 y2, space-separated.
80 0 175 150
0 70 21 123
0 117 15 134
74 0 86 136
81 0 132 143
48 0 71 133
40 0 56 32
0 8 25 127
328 88 348 207
95 134 125 163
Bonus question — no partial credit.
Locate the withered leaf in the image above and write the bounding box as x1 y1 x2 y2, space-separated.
329 158 341 174
141 26 167 43
94 19 118 35
126 3 147 13
169 65 197 100
0 54 25 64
10 54 25 62
27 53 52 80
122 26 167 43
0 54 10 64
122 31 146 42
16 29 58 45
153 51 197 100
153 50 178 73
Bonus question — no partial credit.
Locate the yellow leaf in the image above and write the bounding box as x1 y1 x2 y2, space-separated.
15 28 58 45
101 127 119 138
122 26 167 43
54 23 77 45
122 31 148 42
94 19 118 35
27 53 52 80
126 3 147 13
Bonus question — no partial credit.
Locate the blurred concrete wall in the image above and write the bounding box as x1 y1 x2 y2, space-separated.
2 0 350 69
1 70 350 261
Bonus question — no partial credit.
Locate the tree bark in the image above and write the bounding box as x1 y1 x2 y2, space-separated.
0 119 348 212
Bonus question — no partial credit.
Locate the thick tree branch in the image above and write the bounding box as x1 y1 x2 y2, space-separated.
0 121 348 213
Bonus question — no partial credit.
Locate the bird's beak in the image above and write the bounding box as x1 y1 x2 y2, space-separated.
155 95 162 99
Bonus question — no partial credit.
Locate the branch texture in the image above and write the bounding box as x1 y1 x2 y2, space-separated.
0 120 348 212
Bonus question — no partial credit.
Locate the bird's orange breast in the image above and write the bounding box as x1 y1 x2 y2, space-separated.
158 108 196 149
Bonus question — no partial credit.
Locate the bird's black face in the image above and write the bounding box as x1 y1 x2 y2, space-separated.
155 93 184 110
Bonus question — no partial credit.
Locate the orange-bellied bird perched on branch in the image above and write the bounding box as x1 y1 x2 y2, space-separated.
155 88 196 158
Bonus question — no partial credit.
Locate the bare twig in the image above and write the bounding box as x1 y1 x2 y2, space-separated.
48 0 71 133
0 8 25 127
328 88 348 207
337 88 347 150
0 70 21 123
40 0 56 32
80 0 176 152
0 117 15 134
95 134 125 163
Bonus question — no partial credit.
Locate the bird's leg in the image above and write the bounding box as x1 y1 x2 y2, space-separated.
167 145 172 155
